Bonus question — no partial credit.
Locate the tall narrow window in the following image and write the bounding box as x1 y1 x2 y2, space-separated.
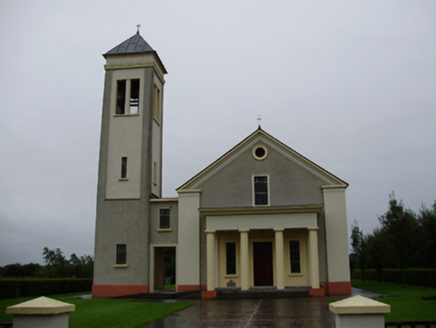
129 79 140 114
116 80 126 114
159 209 170 229
226 242 236 275
116 244 127 264
290 241 301 273
153 85 161 123
254 176 268 205
153 162 157 186
121 157 127 179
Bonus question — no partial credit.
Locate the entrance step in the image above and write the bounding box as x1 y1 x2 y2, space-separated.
216 286 311 299
133 289 203 300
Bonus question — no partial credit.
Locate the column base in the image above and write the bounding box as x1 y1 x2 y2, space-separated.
309 288 325 297
202 290 217 299
323 281 352 295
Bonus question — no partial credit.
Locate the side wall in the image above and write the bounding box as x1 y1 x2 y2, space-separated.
176 191 201 292
323 187 351 294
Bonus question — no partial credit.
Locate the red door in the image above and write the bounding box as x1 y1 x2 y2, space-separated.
253 242 273 286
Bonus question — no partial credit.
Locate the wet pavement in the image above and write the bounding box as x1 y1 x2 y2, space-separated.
142 288 386 327
145 298 336 327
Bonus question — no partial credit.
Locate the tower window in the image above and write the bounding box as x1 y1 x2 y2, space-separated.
129 79 140 114
254 176 269 205
116 244 127 264
116 79 140 115
116 80 126 114
159 209 170 229
290 241 301 273
226 242 236 275
153 85 161 124
121 157 128 179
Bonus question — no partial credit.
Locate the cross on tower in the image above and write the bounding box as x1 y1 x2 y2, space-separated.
136 23 141 34
257 115 262 127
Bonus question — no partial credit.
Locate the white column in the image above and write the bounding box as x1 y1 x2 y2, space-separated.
206 230 216 291
239 229 250 291
274 228 285 290
308 227 320 289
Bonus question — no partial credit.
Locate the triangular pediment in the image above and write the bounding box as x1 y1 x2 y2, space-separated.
177 128 347 192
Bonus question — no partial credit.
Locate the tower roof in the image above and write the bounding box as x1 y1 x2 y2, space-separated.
104 32 155 56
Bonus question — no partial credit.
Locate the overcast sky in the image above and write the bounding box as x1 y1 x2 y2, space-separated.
1 1 435 267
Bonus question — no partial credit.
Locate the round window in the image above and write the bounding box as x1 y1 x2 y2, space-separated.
253 145 268 160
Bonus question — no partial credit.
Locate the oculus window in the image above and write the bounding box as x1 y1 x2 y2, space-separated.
252 145 268 160
254 176 269 205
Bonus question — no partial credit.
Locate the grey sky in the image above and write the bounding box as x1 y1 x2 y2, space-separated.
1 0 435 266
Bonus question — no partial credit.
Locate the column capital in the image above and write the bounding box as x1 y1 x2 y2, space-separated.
205 230 216 234
239 229 250 233
308 227 319 231
274 228 284 233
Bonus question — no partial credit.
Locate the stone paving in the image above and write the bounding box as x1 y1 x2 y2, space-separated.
145 298 336 327
142 288 385 327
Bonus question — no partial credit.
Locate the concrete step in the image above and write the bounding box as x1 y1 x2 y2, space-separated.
216 287 311 299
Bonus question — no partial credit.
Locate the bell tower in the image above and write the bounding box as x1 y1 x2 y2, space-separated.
93 30 167 298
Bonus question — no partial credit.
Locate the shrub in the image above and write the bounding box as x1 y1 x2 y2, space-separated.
352 268 436 288
0 279 92 299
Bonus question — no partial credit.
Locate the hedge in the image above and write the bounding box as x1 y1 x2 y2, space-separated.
0 278 92 299
352 268 436 288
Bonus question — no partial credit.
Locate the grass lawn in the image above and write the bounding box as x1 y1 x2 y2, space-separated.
351 279 436 322
0 294 194 327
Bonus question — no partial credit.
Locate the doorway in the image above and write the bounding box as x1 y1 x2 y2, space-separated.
154 247 176 290
253 242 273 286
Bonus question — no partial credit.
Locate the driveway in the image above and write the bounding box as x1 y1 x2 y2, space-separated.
145 297 336 327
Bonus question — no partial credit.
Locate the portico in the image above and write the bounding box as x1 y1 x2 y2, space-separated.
202 206 324 296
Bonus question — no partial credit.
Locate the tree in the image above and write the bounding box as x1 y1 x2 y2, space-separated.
42 247 70 278
365 228 388 283
418 201 436 268
69 253 94 278
378 193 418 287
350 220 367 281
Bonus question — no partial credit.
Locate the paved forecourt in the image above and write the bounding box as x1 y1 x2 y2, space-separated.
145 297 336 327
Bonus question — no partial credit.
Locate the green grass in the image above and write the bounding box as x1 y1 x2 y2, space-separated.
0 294 194 327
351 279 436 322
164 284 175 290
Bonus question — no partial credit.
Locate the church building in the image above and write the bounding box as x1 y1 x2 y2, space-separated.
92 32 352 299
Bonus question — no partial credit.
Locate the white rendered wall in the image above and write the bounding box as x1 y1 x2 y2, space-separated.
177 191 201 287
206 212 317 231
323 187 350 282
106 69 145 199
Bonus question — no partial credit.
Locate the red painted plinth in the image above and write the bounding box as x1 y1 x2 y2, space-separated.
326 281 352 295
92 284 149 298
201 290 217 300
309 288 325 297
177 285 202 293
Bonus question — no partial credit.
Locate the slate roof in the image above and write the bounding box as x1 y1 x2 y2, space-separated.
105 32 155 55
